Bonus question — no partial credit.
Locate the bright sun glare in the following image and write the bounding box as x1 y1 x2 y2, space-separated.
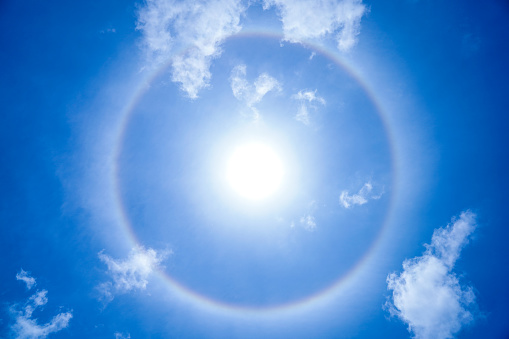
227 143 284 200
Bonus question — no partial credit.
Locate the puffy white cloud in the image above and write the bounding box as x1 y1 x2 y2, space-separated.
10 273 72 339
263 0 367 51
24 291 48 318
98 246 169 303
136 0 366 98
230 64 281 120
114 332 131 339
11 312 73 339
136 0 367 98
339 181 383 208
136 0 245 98
386 211 478 339
16 269 36 290
231 65 281 105
292 89 326 125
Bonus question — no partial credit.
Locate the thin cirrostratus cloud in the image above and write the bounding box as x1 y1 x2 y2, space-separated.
10 270 72 339
386 211 478 339
97 246 169 304
292 89 326 125
136 0 367 99
339 181 384 209
230 64 281 120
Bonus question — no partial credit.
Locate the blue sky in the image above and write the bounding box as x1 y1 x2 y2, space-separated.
1 0 508 338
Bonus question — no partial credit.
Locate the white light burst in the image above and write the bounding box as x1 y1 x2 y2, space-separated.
226 143 284 200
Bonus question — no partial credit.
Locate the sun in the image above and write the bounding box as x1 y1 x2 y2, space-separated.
226 143 284 200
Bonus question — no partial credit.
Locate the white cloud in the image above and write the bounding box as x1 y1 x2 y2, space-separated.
263 0 367 51
10 273 72 339
292 90 326 104
136 0 245 98
230 64 250 100
11 312 72 339
300 214 317 231
16 269 36 290
386 211 478 339
230 64 281 120
292 90 326 125
136 0 366 98
254 73 281 103
293 200 318 231
114 332 131 339
295 105 311 125
98 246 169 303
339 181 383 208
100 28 116 34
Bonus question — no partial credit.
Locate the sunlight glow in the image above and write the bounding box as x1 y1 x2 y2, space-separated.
227 143 284 200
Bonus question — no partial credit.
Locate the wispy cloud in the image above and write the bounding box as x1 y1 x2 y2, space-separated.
263 0 367 51
289 200 318 231
11 273 72 339
136 0 366 98
114 332 131 339
16 269 36 290
386 211 478 339
230 64 281 120
97 246 169 303
292 89 326 125
100 27 116 34
300 214 317 231
339 181 383 208
136 0 245 98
